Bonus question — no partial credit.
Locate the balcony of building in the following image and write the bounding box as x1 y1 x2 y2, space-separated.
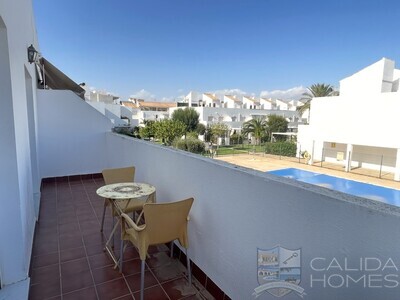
29 174 219 300
22 91 400 299
4 1 400 298
3 89 400 300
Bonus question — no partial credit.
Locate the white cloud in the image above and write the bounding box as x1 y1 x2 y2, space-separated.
211 88 247 96
84 85 118 97
130 89 155 101
129 90 184 103
260 86 307 100
175 94 186 102
158 96 177 102
160 97 173 102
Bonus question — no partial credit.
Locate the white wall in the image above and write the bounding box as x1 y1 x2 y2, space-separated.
299 59 400 151
139 110 168 121
120 105 137 126
87 101 128 126
104 133 400 300
223 96 239 109
276 99 288 110
297 59 400 174
37 90 113 178
340 58 395 96
305 92 400 149
352 145 397 172
187 91 200 106
0 0 39 294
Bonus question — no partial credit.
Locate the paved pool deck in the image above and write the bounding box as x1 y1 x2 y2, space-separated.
215 153 400 191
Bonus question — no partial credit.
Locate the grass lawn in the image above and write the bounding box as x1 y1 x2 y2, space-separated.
215 144 265 156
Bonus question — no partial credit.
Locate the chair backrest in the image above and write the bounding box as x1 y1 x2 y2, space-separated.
143 197 194 248
102 166 135 185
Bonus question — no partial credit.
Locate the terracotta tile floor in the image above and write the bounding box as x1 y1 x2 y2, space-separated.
29 176 214 300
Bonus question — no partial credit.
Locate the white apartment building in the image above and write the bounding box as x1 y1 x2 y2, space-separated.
109 92 305 134
242 96 261 109
298 58 400 180
260 97 275 109
177 91 305 133
202 93 221 107
81 86 132 126
121 99 176 125
223 95 242 108
275 99 289 110
84 88 119 104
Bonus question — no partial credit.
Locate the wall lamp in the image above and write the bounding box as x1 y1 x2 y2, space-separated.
27 44 38 64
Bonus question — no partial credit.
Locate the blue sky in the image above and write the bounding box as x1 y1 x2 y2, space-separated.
33 0 400 101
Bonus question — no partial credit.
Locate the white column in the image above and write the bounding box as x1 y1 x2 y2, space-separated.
308 140 315 165
394 148 400 181
345 144 353 172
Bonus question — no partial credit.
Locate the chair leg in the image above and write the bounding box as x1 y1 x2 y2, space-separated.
140 260 145 300
170 241 174 258
185 248 192 286
111 217 115 248
100 200 107 232
119 239 124 272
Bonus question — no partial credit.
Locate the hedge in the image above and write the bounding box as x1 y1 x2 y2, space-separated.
173 138 205 154
264 142 296 157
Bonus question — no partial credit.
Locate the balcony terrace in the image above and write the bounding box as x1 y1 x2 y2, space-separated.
1 87 400 300
29 175 218 300
3 1 400 299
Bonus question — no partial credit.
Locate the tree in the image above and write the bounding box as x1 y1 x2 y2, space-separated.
230 132 243 145
171 108 200 137
241 118 267 145
209 122 229 146
153 119 186 145
139 120 156 140
195 123 206 136
266 115 288 141
297 83 336 117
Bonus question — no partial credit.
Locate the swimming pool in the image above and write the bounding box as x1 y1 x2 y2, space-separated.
268 168 400 207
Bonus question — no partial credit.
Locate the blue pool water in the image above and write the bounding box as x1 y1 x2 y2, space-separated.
268 168 400 207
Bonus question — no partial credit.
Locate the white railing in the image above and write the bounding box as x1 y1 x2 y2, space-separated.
102 133 400 300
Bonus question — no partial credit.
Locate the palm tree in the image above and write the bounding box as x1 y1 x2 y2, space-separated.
297 83 336 117
242 118 267 145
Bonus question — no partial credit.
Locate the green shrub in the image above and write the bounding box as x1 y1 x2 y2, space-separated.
173 138 205 154
186 138 205 154
173 138 187 150
186 131 198 139
264 142 296 157
230 133 243 145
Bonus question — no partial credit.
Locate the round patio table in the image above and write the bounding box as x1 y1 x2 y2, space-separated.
96 182 156 268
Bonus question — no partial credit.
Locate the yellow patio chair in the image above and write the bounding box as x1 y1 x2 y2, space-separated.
120 197 194 300
100 166 136 232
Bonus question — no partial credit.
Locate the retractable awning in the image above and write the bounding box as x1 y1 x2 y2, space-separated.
37 57 85 99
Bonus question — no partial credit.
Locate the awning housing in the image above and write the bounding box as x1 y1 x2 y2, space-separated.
37 57 85 99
